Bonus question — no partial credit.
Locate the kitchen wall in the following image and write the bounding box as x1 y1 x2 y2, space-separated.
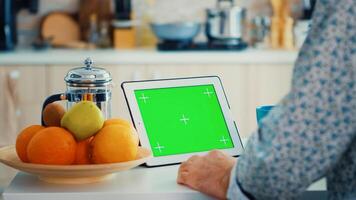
17 0 283 47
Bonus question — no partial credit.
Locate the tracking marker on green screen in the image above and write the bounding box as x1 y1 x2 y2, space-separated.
135 84 234 157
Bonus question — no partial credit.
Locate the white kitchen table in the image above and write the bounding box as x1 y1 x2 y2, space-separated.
1 163 327 200
0 138 326 200
2 165 213 200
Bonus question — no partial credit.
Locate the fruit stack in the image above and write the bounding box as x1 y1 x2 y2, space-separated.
16 101 139 165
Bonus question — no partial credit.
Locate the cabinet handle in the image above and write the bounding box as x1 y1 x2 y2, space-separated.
9 70 20 80
152 71 161 79
132 71 141 80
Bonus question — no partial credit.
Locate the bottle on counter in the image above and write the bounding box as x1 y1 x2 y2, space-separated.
87 14 100 48
249 16 271 48
112 0 136 49
138 0 157 47
269 0 295 50
97 21 112 48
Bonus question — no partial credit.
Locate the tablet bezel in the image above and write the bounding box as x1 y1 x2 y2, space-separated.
121 76 244 167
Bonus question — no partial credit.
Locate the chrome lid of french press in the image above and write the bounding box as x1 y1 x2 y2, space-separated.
64 58 112 87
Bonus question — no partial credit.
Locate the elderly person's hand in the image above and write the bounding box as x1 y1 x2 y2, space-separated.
177 150 236 199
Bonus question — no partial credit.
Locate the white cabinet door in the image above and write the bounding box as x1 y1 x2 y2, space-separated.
0 66 47 105
200 65 250 137
249 64 293 106
46 65 72 95
17 66 47 130
7 66 47 130
145 65 205 80
0 66 47 145
246 64 294 134
105 65 146 120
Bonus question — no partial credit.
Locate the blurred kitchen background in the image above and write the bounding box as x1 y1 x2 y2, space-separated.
0 0 316 145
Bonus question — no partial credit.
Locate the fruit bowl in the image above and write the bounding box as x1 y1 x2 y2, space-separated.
0 145 152 184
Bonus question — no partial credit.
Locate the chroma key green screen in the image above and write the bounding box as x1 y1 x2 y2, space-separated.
134 84 234 157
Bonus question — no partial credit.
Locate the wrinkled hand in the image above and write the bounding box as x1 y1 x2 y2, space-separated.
177 150 236 200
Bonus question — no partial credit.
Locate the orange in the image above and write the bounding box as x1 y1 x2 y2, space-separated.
91 125 138 164
103 118 139 146
16 125 45 162
74 137 93 165
103 118 132 128
27 127 76 165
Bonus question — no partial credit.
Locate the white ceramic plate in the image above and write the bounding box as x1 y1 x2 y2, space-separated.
0 145 152 184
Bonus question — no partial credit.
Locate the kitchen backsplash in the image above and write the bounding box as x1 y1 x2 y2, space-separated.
17 0 300 47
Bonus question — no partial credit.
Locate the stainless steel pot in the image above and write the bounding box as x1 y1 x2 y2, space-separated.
206 0 246 45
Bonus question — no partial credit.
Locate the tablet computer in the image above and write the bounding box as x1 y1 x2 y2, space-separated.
121 76 244 167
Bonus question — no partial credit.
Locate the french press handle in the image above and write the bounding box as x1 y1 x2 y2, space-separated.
41 93 66 126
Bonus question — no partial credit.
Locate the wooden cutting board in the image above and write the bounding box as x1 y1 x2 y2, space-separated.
41 12 81 46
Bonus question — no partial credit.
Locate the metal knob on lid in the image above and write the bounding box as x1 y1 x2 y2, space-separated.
64 57 112 87
84 57 94 69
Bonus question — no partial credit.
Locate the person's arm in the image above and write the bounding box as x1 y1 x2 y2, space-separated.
234 0 356 199
227 162 253 200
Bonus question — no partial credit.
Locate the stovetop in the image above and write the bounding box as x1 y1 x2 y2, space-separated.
157 41 248 51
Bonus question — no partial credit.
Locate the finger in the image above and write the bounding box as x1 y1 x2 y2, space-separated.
179 161 190 172
177 171 189 184
219 150 229 156
208 150 223 157
187 155 200 162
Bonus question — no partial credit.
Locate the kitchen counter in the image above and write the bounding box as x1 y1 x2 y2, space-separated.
0 48 298 66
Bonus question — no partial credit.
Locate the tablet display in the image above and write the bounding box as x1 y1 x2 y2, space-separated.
134 84 234 157
122 76 243 166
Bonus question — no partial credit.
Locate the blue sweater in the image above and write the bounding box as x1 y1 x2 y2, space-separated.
228 0 356 199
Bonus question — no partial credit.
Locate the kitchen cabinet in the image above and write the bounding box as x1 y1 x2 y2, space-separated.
0 63 293 142
106 65 147 119
7 66 46 127
0 66 46 146
201 65 251 136
9 66 47 104
246 64 293 132
145 64 251 136
0 49 296 141
144 64 293 137
46 65 72 95
145 65 205 79
250 64 293 105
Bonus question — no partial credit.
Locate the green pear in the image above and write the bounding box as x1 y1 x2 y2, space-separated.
61 101 104 141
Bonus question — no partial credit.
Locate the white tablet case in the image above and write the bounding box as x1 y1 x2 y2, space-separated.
122 76 244 167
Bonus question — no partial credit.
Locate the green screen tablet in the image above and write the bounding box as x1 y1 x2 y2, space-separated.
122 76 243 166
134 85 234 157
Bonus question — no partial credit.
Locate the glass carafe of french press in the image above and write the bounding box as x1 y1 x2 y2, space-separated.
41 58 112 125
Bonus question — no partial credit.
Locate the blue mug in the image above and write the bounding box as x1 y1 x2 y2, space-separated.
256 105 275 125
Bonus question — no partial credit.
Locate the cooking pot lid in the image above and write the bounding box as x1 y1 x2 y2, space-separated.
64 58 112 86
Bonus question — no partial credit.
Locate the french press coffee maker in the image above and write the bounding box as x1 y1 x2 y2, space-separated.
41 58 113 125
